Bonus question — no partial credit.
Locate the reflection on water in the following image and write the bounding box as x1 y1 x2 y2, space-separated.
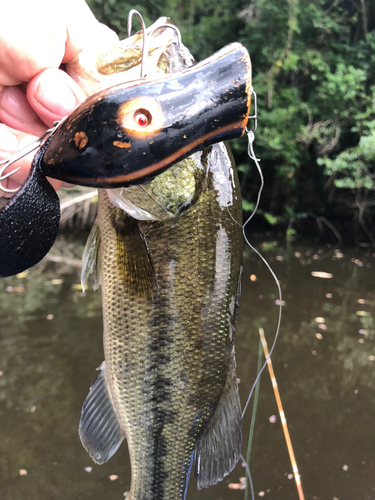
0 232 375 500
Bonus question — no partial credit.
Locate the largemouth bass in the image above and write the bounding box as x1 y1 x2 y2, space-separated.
76 20 247 500
77 24 247 500
81 151 243 499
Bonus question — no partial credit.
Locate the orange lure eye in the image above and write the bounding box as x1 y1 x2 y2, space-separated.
118 97 164 138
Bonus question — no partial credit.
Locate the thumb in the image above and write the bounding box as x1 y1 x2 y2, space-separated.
27 68 87 127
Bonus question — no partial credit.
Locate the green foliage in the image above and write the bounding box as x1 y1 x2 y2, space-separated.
242 199 255 212
319 126 375 191
286 227 297 242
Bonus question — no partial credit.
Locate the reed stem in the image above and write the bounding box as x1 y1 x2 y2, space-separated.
259 327 305 500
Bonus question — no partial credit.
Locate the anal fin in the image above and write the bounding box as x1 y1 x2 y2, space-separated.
194 358 242 489
79 362 125 465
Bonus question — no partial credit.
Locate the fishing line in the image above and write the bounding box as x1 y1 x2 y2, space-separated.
241 100 283 418
240 453 255 500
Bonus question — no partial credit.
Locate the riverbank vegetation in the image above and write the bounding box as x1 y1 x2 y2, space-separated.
87 0 375 242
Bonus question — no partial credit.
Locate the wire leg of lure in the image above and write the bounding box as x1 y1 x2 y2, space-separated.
0 121 63 194
0 162 22 193
127 9 148 79
126 10 183 79
149 24 183 55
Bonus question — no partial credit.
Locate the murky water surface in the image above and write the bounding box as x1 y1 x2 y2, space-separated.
0 232 374 500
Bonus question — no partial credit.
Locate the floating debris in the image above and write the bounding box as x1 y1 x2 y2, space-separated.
315 317 325 323
6 285 24 293
46 314 54 320
352 258 364 267
358 339 365 344
30 406 36 413
269 415 277 423
326 293 333 298
342 464 349 471
287 473 293 479
228 477 246 490
358 298 369 305
71 284 83 291
84 467 92 473
276 255 283 261
369 355 375 361
19 469 27 476
250 274 257 282
316 333 323 340
312 350 317 356
50 279 63 285
333 251 344 259
311 271 333 279
356 311 370 317
275 299 286 306
16 271 29 278
258 492 265 497
109 475 119 481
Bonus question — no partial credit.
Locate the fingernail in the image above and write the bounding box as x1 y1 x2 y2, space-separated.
0 126 19 153
0 87 40 125
35 75 78 116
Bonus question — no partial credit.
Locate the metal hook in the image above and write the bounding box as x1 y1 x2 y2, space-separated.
148 24 183 55
127 9 148 79
246 86 260 162
0 119 64 194
247 86 258 133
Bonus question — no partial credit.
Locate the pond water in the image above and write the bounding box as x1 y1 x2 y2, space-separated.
0 230 374 500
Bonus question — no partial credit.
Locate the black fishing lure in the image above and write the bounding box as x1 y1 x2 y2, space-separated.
0 43 252 277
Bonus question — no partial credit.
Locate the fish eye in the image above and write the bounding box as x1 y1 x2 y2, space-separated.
134 109 151 128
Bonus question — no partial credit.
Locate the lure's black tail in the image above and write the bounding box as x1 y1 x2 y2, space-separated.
0 137 60 277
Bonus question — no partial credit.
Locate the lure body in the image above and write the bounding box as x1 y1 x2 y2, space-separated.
41 43 251 187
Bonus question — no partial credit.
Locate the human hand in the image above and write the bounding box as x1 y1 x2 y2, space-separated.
0 0 118 196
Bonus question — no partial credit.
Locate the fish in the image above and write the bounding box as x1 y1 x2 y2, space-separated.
77 19 248 500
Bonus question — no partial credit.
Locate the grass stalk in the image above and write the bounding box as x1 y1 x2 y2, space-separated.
259 327 305 500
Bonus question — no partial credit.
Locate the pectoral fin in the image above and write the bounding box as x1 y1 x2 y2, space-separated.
0 141 60 277
81 218 101 292
194 359 242 489
115 215 157 299
79 362 125 465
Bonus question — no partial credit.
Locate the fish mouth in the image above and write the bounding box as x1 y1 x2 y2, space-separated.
41 42 252 188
